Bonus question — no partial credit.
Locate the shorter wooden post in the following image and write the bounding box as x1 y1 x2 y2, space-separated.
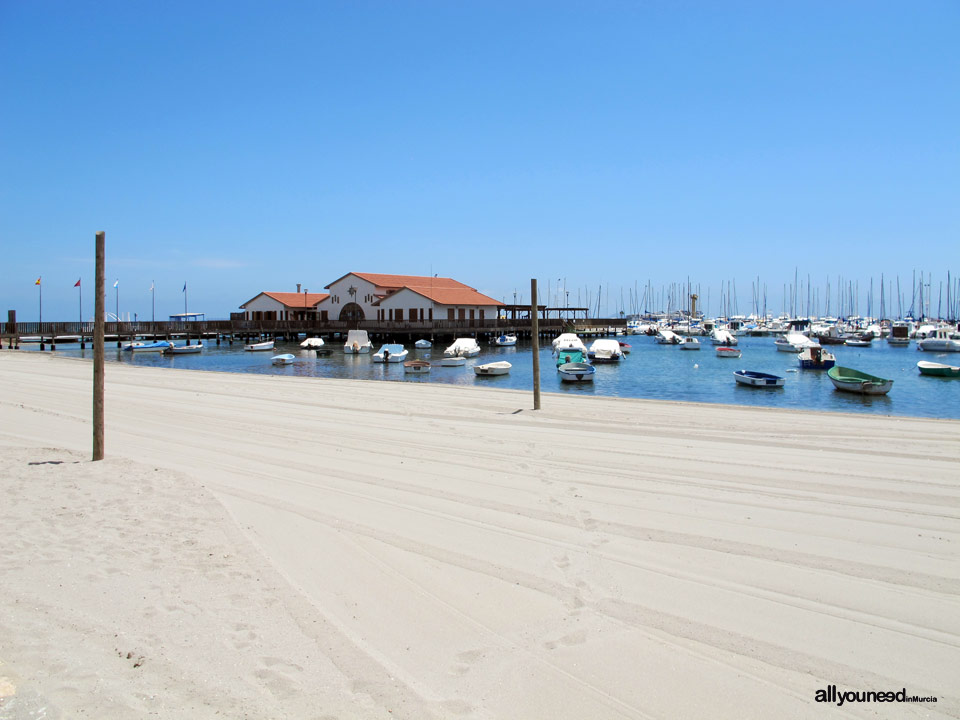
531 279 541 410
93 231 105 461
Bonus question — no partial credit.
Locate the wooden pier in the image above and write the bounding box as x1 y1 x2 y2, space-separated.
2 317 628 351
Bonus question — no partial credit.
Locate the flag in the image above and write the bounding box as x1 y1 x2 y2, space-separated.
150 282 154 291
182 282 187 293
35 277 41 285
74 278 81 288
113 280 119 288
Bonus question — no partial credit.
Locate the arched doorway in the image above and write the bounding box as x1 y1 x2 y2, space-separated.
339 303 365 324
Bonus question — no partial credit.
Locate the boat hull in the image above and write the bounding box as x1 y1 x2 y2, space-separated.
474 362 511 376
734 370 784 387
827 366 893 395
917 361 960 377
245 341 275 352
715 347 741 358
558 362 596 382
403 360 431 374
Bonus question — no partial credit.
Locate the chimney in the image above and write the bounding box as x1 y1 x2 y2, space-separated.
296 283 301 293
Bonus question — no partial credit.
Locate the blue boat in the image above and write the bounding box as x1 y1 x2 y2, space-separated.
124 340 173 352
734 370 785 388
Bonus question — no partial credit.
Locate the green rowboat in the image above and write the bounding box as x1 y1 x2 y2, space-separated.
827 366 894 395
917 361 960 378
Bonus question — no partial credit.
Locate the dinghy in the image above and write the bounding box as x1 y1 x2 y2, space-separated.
271 353 295 365
558 362 596 382
827 366 893 395
474 361 512 376
403 360 431 374
917 361 960 378
734 370 784 388
245 340 275 351
165 343 202 355
715 346 741 358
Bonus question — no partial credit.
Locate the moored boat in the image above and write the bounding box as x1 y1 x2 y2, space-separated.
271 353 295 365
552 333 588 354
715 346 741 358
126 340 173 352
373 344 408 363
474 361 512 376
165 342 202 354
679 337 700 351
655 329 681 345
403 359 431 374
827 366 893 395
844 337 872 347
414 339 432 349
917 361 960 378
556 348 586 366
244 340 275 352
588 339 623 363
797 346 836 370
775 332 818 352
439 356 466 367
734 370 784 387
917 328 960 353
300 337 324 349
444 338 481 357
491 333 517 346
558 362 596 382
343 330 373 354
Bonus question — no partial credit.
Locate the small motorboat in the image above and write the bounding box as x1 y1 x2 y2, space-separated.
373 344 408 363
917 361 960 378
491 333 517 346
300 337 324 349
679 337 700 351
403 359 431 374
655 329 682 345
844 337 872 347
474 361 511 376
716 346 741 359
588 339 623 363
126 340 173 352
271 353 295 365
343 330 373 354
552 333 588 354
245 340 275 352
440 356 466 367
734 370 785 388
827 366 893 395
917 328 960 352
165 342 203 355
558 362 596 382
444 338 481 357
797 346 836 370
775 333 818 352
414 339 432 349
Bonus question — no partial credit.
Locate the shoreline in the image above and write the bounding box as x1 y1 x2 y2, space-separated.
1 351 958 719
10 349 960 425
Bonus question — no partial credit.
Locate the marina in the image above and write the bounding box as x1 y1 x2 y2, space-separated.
23 331 960 420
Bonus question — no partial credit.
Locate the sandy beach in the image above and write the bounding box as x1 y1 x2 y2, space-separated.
0 351 957 719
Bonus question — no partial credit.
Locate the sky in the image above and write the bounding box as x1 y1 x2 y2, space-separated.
2 0 958 321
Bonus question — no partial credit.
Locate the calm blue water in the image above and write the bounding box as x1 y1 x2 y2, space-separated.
34 336 960 419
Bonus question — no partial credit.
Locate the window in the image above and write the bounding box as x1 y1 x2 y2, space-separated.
458 308 466 320
447 308 455 321
408 308 417 321
469 309 475 321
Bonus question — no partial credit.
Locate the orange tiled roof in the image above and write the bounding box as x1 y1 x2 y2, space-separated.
241 291 329 309
377 285 501 306
327 272 473 291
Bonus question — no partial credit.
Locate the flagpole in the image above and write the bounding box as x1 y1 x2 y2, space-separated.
39 280 42 325
184 282 188 315
152 281 155 323
115 282 119 322
79 281 82 324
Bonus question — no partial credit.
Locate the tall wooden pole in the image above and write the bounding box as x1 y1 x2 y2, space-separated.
93 231 105 461
531 278 540 410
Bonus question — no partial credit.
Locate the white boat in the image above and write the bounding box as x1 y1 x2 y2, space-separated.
444 338 481 357
439 356 466 366
709 327 738 346
343 330 374 354
165 342 202 354
588 339 623 363
558 362 596 382
245 340 275 352
917 328 960 352
491 333 517 346
734 370 785 387
679 337 700 351
126 340 173 352
844 337 872 347
300 337 324 349
655 329 681 345
271 353 295 365
715 346 741 358
774 332 818 352
552 333 588 354
403 359 431 374
474 361 511 376
373 343 408 363
414 339 432 349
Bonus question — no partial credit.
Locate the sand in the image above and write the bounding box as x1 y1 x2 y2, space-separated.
0 351 958 719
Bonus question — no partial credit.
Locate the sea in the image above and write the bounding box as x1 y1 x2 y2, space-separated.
30 335 960 420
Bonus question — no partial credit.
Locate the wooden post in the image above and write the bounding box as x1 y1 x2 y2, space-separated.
93 231 105 461
531 278 541 410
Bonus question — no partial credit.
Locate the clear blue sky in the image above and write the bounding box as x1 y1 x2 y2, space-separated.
2 0 957 321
